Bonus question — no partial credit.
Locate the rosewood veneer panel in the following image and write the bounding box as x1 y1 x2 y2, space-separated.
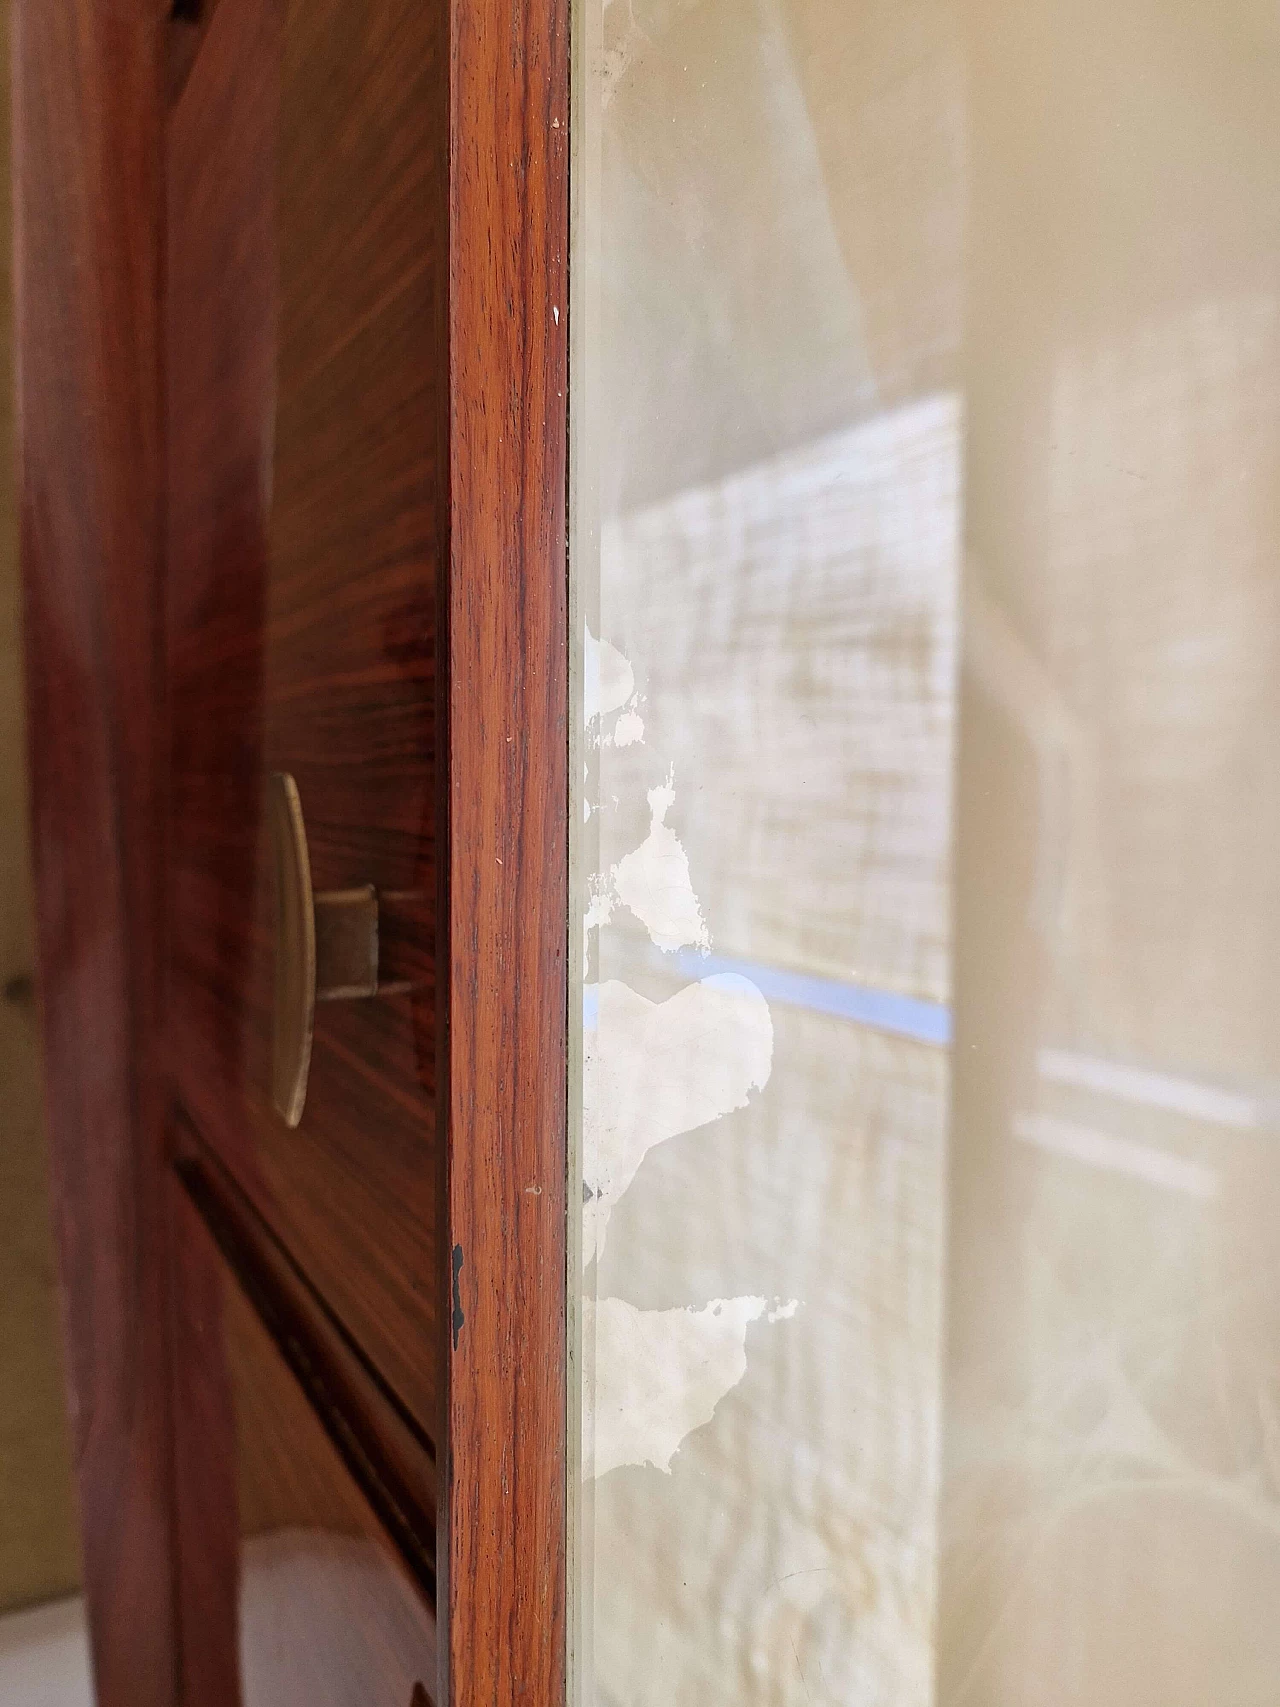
165 0 448 1434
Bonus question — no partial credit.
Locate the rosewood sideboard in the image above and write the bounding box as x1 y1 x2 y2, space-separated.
15 0 568 1702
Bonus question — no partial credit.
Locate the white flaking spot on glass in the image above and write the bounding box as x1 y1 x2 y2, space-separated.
583 876 618 979
612 767 710 952
585 1294 797 1478
583 973 773 1264
584 875 616 935
612 706 645 746
584 628 635 729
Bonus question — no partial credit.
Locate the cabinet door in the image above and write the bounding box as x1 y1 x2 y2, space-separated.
166 0 447 1435
20 0 568 1693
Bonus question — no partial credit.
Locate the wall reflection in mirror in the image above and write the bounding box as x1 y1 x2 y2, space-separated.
574 0 1280 1702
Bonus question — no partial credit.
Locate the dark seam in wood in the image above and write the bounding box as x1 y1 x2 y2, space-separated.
173 1114 439 1464
174 1145 439 1603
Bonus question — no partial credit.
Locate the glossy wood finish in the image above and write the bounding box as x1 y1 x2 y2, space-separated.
14 3 177 1702
175 1123 438 1584
166 0 448 1433
170 1164 437 1707
439 0 570 1694
22 0 570 1694
167 0 224 107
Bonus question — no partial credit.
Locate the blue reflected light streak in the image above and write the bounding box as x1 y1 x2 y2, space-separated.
580 951 952 1046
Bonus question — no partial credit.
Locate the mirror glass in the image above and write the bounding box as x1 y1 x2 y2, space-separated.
572 2 1280 1702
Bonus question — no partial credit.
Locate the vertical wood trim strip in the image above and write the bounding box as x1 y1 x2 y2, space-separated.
14 3 176 1703
443 0 570 1692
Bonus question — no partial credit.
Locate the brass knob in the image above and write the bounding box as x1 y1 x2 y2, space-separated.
268 772 381 1126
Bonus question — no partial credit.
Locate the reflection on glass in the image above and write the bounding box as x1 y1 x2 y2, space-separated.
573 0 1280 1701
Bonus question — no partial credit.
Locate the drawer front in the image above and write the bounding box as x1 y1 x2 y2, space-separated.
166 0 447 1433
171 1147 437 1707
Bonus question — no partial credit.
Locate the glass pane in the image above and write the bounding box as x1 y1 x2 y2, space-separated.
571 2 1280 1702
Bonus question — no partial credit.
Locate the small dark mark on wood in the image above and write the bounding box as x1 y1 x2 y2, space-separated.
451 1245 465 1349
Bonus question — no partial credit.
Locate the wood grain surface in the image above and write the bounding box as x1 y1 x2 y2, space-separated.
166 0 449 1434
175 1124 438 1588
170 1163 438 1707
22 0 571 1695
440 0 570 1694
15 2 177 1702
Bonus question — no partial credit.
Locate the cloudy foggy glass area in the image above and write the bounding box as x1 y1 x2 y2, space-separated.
572 2 1280 1702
